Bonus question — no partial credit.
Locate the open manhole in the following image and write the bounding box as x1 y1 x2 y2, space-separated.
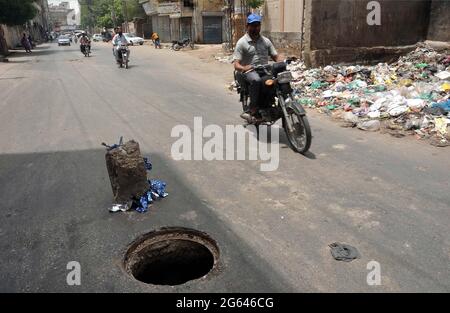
124 227 220 286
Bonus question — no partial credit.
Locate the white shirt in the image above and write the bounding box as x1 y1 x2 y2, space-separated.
112 34 128 46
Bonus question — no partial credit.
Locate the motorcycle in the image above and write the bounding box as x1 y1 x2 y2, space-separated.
234 60 312 154
171 38 192 51
116 43 130 69
81 42 90 57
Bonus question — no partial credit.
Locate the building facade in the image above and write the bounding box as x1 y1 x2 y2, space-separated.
49 1 80 32
1 0 51 53
139 0 226 43
231 0 450 66
260 0 304 54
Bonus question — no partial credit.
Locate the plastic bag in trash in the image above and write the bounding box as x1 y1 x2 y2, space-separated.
431 100 450 113
434 117 449 135
406 99 426 110
357 120 381 131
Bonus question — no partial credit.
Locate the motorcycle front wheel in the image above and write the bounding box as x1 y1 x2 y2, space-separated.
283 105 312 154
172 43 181 51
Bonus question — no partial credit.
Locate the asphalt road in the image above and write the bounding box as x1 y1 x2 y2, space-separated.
0 42 449 292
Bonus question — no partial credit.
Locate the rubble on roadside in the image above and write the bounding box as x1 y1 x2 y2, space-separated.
287 43 450 146
214 53 234 64
103 137 168 214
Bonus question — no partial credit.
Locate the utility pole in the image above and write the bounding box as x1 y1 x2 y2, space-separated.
87 0 93 34
111 0 117 27
122 0 129 32
192 0 198 47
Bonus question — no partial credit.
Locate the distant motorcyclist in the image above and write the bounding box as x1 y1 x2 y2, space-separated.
112 27 129 63
80 32 90 55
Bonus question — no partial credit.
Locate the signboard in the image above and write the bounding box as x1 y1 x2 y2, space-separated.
60 25 76 31
142 1 157 15
158 2 181 15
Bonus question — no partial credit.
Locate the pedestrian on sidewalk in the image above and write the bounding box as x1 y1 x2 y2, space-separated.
28 34 34 49
151 32 161 49
21 33 32 53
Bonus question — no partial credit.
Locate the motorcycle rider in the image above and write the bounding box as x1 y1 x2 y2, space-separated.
80 32 90 54
233 13 283 121
112 27 129 64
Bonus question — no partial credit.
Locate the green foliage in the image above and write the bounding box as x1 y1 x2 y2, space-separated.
247 0 264 9
0 0 37 26
79 0 145 29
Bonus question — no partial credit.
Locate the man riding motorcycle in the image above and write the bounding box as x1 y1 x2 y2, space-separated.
79 32 90 55
233 14 283 122
112 27 129 64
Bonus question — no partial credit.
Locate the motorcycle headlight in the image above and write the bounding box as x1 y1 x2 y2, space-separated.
265 79 275 87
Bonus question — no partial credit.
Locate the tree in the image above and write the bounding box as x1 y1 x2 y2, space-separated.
79 0 145 29
247 0 264 9
0 0 37 26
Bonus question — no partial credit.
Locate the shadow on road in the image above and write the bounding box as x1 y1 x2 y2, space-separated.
8 48 58 58
0 149 299 292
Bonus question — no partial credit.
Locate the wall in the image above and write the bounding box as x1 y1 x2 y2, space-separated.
303 0 433 67
261 0 304 55
263 0 304 32
1 25 22 50
262 0 281 32
190 0 224 43
141 0 224 43
262 31 302 55
427 0 450 42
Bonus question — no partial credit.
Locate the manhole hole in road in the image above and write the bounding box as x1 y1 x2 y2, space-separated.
124 227 220 286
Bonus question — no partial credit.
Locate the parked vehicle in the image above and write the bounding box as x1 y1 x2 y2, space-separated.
172 38 192 51
92 34 103 42
57 35 71 46
234 60 312 154
124 33 144 45
102 32 113 42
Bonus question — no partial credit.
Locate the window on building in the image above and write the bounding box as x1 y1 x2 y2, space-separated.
183 0 194 8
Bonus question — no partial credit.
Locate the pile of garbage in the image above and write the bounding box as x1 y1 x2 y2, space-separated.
289 43 450 146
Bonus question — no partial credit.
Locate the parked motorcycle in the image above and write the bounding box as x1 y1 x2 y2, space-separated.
171 38 192 51
234 60 312 154
117 44 130 69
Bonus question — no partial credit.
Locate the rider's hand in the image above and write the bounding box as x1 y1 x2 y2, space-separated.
242 65 253 73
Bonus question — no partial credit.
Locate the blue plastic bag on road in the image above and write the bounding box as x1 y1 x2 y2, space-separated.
149 179 168 199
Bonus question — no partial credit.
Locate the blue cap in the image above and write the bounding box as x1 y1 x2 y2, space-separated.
247 13 262 24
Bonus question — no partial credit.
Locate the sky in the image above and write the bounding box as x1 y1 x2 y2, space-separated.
48 0 80 12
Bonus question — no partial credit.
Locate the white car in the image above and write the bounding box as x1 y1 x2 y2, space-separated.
92 34 103 42
124 33 144 45
58 35 71 46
